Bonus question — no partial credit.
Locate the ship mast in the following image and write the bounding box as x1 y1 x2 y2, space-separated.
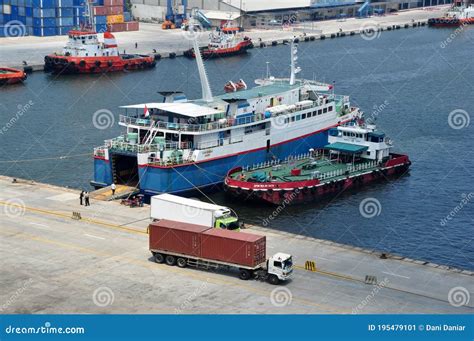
192 34 213 102
289 41 301 85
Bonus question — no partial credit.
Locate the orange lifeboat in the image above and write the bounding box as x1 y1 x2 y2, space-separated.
0 67 27 86
224 79 247 93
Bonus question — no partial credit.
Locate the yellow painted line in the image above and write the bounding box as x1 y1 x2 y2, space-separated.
0 228 348 313
0 200 147 235
295 265 362 283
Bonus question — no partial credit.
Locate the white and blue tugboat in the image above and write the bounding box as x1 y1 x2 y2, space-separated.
92 39 362 196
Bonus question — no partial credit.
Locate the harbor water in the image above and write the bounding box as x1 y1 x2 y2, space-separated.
0 27 473 270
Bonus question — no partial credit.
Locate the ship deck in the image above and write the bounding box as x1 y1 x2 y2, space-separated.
230 155 379 184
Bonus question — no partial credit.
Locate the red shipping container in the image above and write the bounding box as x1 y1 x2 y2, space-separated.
108 23 126 32
93 6 107 16
201 229 266 268
149 220 211 258
105 6 123 15
104 0 123 6
125 21 139 31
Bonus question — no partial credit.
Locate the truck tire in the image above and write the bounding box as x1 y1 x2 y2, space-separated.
268 274 280 285
165 255 176 266
177 257 187 268
239 269 251 280
154 253 164 264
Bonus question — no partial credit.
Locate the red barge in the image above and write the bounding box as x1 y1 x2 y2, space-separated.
428 2 474 27
0 67 27 86
224 120 411 205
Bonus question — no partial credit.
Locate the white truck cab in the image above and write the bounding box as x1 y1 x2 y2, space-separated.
267 252 294 284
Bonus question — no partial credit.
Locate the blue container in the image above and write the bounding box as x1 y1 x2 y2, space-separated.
33 17 56 27
33 26 57 36
25 6 32 16
56 0 73 7
32 0 56 8
11 0 18 5
58 25 72 35
95 23 106 32
25 15 32 25
56 16 73 26
57 7 73 16
18 0 25 5
33 7 56 17
25 0 32 6
123 11 131 22
18 6 24 15
72 0 81 6
95 15 106 24
11 4 18 15
0 15 4 24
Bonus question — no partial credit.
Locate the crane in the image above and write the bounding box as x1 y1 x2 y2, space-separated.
162 0 188 29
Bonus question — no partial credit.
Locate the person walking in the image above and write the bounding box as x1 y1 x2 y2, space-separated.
135 42 138 49
79 191 84 205
111 183 116 196
84 192 90 207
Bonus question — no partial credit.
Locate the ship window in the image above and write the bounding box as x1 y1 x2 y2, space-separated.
318 109 322 115
296 115 301 121
291 116 295 122
284 118 289 124
302 113 306 119
329 106 333 111
323 108 328 113
85 53 88 56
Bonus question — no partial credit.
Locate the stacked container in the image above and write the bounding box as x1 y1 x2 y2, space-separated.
0 0 138 36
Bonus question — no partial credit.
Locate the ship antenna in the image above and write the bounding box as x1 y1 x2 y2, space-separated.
192 30 213 102
289 40 301 85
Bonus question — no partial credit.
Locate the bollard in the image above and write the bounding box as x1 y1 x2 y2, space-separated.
72 211 82 220
365 275 377 285
305 260 317 272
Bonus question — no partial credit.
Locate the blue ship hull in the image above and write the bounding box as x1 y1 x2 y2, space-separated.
93 129 329 195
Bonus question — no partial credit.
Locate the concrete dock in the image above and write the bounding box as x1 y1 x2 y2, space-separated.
0 7 449 69
0 175 472 314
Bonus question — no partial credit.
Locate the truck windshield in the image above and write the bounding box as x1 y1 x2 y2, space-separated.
226 221 240 230
283 258 293 270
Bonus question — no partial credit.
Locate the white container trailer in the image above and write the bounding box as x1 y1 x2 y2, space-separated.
150 194 240 230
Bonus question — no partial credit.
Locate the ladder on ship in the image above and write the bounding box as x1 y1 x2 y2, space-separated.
143 125 159 145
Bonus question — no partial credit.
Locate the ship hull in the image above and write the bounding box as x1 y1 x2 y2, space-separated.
184 40 253 59
428 17 474 27
92 128 330 195
0 68 27 85
224 155 411 205
44 54 156 74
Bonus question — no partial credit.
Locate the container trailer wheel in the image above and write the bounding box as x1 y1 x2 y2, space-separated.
154 253 165 264
165 255 177 266
268 274 280 285
239 269 251 280
177 258 187 268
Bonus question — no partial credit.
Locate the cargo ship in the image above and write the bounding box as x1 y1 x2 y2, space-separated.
0 67 27 86
428 1 474 27
91 39 361 196
223 119 411 205
184 24 253 59
44 3 155 74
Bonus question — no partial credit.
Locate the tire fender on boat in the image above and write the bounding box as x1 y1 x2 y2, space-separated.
79 60 86 67
95 60 101 67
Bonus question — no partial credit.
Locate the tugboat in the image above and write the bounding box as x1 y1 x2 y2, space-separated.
224 119 411 205
428 1 474 27
184 23 253 59
0 67 27 86
44 2 155 74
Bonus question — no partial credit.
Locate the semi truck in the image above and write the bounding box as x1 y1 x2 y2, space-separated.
149 219 293 285
150 194 241 230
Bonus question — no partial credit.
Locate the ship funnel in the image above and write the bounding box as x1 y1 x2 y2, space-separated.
289 41 300 85
192 35 213 102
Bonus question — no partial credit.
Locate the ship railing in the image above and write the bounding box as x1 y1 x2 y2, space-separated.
105 137 193 153
93 146 107 157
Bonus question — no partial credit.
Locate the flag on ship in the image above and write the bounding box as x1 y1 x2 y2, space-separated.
144 105 150 118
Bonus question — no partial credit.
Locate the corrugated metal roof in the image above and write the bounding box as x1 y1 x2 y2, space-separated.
222 0 312 12
201 10 241 21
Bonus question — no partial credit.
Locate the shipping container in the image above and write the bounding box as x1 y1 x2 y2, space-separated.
56 16 73 26
125 20 138 31
201 229 266 268
106 14 123 24
123 11 131 21
56 7 73 16
107 21 125 32
33 26 57 36
103 0 122 6
105 5 122 15
33 17 56 27
58 25 72 35
56 0 73 7
149 220 211 258
25 6 32 16
95 23 107 32
95 14 106 24
32 0 56 8
33 7 55 17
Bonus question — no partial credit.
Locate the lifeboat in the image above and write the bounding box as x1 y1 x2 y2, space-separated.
0 67 27 86
224 79 247 93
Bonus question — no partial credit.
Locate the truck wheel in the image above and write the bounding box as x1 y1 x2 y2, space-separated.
268 274 280 285
239 269 251 280
165 255 176 266
154 253 164 264
177 258 187 268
